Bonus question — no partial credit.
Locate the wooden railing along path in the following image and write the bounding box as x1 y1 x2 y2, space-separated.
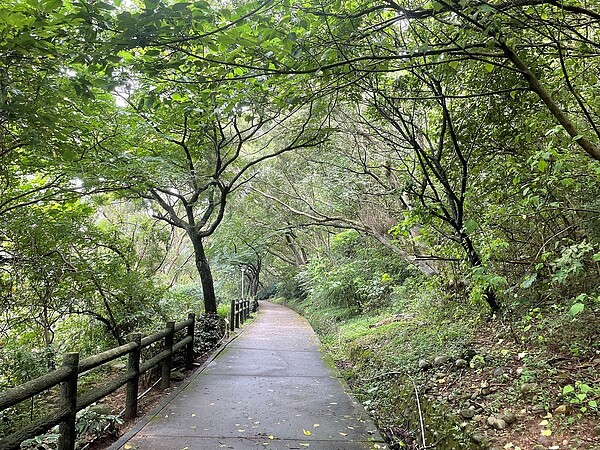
229 298 253 331
0 298 258 450
0 313 196 450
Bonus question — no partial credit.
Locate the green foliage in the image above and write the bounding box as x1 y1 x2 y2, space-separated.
296 231 414 313
166 283 205 313
18 405 124 450
561 382 599 415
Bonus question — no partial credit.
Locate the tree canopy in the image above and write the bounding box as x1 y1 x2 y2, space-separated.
1 0 599 379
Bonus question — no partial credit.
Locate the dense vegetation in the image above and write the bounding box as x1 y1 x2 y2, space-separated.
1 0 599 447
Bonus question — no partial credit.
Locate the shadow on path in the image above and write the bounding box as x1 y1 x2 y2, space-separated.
110 301 386 449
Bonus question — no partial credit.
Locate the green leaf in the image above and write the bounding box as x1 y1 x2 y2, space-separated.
448 60 459 70
520 273 537 289
42 0 62 12
593 252 600 262
484 63 494 73
568 303 584 317
563 385 575 395
464 219 478 234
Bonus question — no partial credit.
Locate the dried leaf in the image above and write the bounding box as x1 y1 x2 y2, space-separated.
541 429 552 436
303 429 312 436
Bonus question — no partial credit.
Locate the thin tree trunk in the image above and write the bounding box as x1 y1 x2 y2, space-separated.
190 231 217 314
460 232 501 313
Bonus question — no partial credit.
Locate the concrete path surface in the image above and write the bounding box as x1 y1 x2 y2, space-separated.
110 301 386 450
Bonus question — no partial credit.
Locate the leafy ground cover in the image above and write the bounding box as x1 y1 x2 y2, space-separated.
273 283 600 450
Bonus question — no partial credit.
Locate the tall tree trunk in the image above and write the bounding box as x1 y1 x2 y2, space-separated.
189 231 217 314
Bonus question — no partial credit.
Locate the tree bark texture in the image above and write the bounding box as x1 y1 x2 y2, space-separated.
189 231 218 314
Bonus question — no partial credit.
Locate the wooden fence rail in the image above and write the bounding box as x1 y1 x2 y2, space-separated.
229 298 253 332
0 313 196 450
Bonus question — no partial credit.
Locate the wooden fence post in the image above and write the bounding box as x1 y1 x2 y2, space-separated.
58 352 79 450
230 299 235 332
125 333 141 420
161 321 175 390
186 312 195 370
235 300 240 328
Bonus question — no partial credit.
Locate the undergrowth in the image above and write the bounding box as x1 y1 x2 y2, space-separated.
273 276 600 450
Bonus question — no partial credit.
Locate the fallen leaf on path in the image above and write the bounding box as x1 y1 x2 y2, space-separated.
303 429 312 436
313 424 320 428
339 432 347 436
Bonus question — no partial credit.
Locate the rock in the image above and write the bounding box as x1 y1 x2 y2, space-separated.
538 435 552 447
498 412 516 424
532 446 545 450
473 414 483 422
553 404 572 415
593 425 600 437
487 415 507 430
531 403 546 413
471 433 486 445
460 409 476 419
455 358 468 368
516 367 524 376
170 370 185 381
493 367 504 378
520 382 537 394
418 358 431 370
433 355 450 366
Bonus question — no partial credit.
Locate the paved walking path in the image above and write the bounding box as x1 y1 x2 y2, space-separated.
111 301 386 449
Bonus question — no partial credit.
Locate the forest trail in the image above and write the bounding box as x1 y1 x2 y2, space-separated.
110 302 385 450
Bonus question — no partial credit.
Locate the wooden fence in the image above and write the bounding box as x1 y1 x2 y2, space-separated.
229 298 253 331
0 313 196 450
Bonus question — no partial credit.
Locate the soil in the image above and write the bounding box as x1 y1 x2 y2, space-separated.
384 324 600 450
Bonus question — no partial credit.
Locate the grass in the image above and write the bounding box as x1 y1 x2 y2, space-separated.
272 279 600 450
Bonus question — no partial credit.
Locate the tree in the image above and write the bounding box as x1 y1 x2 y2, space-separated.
102 81 331 313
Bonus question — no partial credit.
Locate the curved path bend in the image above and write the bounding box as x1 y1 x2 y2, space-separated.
111 301 386 450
